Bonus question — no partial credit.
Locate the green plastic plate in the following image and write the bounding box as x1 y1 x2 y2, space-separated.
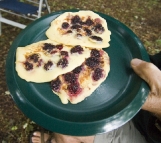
6 10 150 136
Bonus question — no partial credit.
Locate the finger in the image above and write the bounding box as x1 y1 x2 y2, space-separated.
32 136 40 143
33 131 41 137
131 58 161 97
31 132 41 143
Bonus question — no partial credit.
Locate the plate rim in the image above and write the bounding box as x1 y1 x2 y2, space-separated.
5 9 150 136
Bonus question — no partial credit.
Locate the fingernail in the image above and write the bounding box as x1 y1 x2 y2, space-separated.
131 58 142 66
33 132 37 135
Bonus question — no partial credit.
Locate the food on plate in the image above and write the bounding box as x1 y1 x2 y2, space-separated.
46 10 111 49
50 48 110 104
15 10 111 104
15 39 91 83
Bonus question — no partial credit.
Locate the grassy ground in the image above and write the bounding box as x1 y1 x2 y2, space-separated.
0 0 161 142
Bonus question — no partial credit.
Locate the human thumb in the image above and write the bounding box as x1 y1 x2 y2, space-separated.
131 58 161 91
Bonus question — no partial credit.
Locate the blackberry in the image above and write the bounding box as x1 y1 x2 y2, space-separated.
51 77 61 92
43 43 55 53
62 22 70 29
93 24 105 34
71 24 82 30
72 65 82 74
76 28 81 33
24 61 33 71
71 15 81 24
84 28 92 36
85 18 94 26
50 51 57 54
66 30 73 34
56 44 63 50
67 83 81 96
60 51 68 57
44 60 53 70
28 53 39 63
92 68 103 81
85 57 100 68
76 33 82 39
64 73 77 84
79 21 86 25
57 58 68 68
37 59 43 67
90 36 103 42
91 49 100 58
94 18 102 24
71 45 84 54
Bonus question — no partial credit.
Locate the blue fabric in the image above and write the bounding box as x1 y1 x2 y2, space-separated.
0 0 38 15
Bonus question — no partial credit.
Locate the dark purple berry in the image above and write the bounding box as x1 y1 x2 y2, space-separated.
71 24 82 30
76 33 82 39
72 65 82 74
71 15 81 24
56 44 63 50
90 36 103 42
93 24 105 34
67 83 81 96
43 43 55 53
50 51 57 54
85 18 94 26
84 28 92 36
79 21 86 25
85 57 100 68
62 22 70 29
91 49 100 58
57 58 68 68
28 54 39 63
71 45 84 54
51 77 61 92
37 59 43 67
64 73 77 84
24 61 33 71
66 30 73 34
60 51 68 57
44 60 53 70
92 68 103 81
94 18 102 24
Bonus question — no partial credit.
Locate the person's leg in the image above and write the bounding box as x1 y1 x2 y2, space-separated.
31 120 147 143
94 120 147 143
31 131 95 143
